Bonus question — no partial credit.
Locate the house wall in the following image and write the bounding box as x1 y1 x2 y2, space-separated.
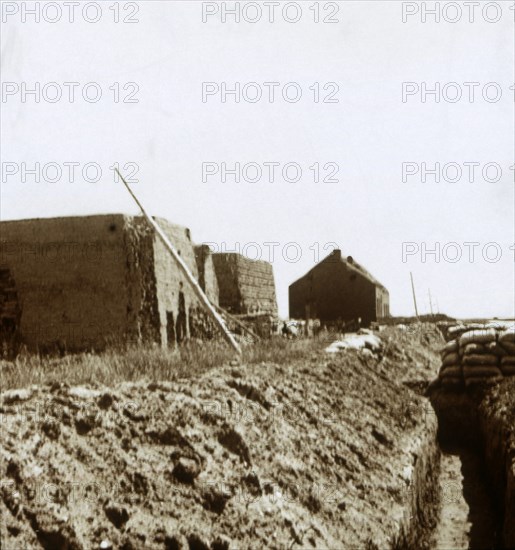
289 252 385 326
376 286 390 319
212 253 278 316
0 215 138 351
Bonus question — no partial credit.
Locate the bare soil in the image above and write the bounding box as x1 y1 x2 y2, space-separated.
433 445 499 550
1 327 443 549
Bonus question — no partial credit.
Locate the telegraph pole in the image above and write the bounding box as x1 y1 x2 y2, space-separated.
410 272 419 319
428 288 434 318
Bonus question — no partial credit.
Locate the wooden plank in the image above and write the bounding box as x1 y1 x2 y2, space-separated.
116 169 241 354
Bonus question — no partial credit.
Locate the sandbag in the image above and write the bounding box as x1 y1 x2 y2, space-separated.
442 352 460 367
463 366 502 378
465 376 502 387
486 321 509 330
485 342 507 356
462 343 485 355
500 366 515 376
500 342 515 355
440 340 458 356
459 328 497 347
501 356 515 366
448 325 468 338
439 365 462 379
499 326 515 344
462 354 498 366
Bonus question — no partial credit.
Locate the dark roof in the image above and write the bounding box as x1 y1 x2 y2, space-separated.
291 249 387 292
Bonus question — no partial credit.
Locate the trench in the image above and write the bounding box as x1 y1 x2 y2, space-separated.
390 386 510 550
432 440 502 550
409 388 509 550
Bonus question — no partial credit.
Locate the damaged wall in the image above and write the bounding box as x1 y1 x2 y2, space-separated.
0 215 220 352
151 218 202 346
0 215 133 351
212 253 278 316
194 245 219 306
123 217 161 346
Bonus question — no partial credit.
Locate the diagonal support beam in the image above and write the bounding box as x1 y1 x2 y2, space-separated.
117 168 241 354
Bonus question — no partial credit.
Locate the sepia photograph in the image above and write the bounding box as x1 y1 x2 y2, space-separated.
0 1 514 549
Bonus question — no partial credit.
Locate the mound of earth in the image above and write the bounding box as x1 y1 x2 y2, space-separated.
1 326 443 549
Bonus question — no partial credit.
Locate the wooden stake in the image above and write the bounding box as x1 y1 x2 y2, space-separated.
117 168 241 354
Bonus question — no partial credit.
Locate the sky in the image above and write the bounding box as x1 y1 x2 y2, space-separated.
1 0 514 319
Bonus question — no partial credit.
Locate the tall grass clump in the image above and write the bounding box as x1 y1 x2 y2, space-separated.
1 336 324 391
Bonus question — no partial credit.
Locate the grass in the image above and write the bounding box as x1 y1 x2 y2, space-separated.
0 336 325 391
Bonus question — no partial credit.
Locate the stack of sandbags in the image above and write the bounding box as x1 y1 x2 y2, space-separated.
445 323 484 342
498 325 515 377
437 323 515 388
459 328 502 387
438 339 463 388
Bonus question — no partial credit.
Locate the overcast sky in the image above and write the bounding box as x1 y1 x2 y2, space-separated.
1 1 513 319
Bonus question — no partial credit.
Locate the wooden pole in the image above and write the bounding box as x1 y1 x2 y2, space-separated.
116 169 241 354
214 304 260 341
410 272 419 319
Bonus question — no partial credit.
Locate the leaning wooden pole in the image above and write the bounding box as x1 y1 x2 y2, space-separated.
214 303 260 341
410 271 419 319
116 169 241 354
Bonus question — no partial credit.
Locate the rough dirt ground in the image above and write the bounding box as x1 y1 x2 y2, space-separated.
0 327 443 550
433 446 498 550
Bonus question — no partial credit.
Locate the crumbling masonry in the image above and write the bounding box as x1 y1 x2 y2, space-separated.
0 215 278 354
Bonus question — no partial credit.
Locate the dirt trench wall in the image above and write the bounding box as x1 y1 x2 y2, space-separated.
431 323 515 547
212 253 278 316
430 385 514 548
479 388 515 548
391 414 440 550
0 215 132 351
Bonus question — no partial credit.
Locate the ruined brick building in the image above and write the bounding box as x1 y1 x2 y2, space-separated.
211 253 278 317
289 249 390 327
0 215 277 354
210 253 279 338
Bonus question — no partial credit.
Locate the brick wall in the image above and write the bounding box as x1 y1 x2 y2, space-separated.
212 253 278 316
0 215 254 352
